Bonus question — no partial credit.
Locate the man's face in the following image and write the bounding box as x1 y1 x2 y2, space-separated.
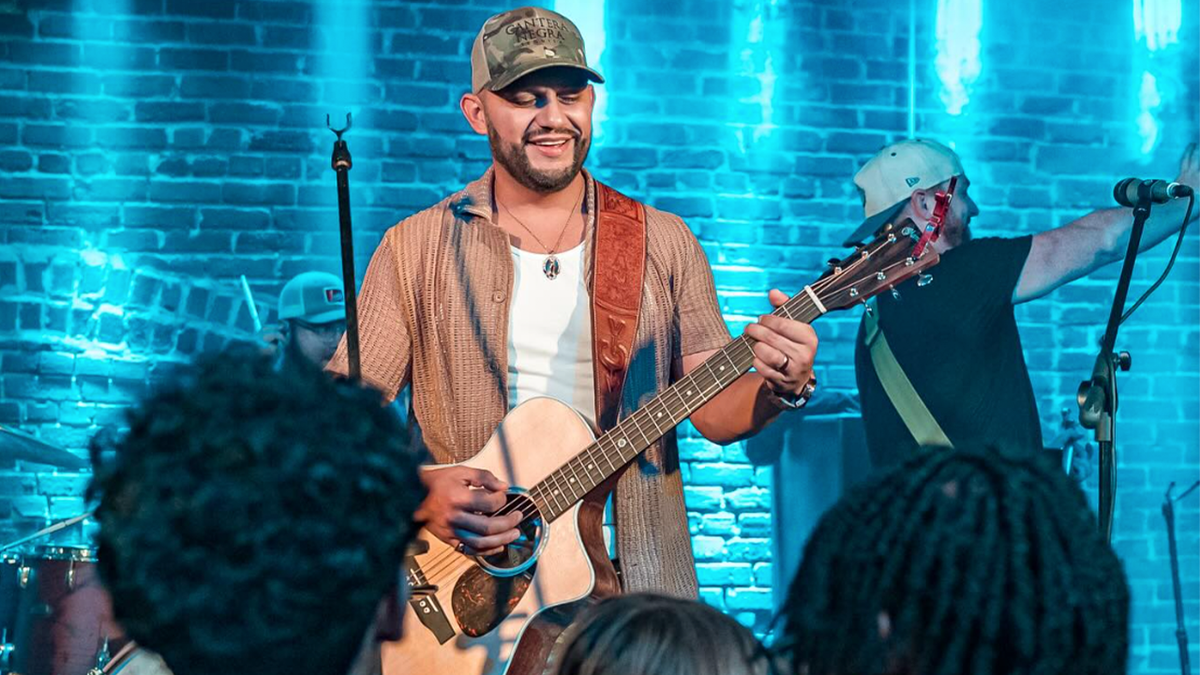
290 319 345 369
924 175 980 250
940 174 979 248
472 68 594 193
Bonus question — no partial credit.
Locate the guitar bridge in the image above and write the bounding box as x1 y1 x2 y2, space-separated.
407 560 455 644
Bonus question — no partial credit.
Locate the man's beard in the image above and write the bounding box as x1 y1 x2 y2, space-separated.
488 124 590 193
948 221 973 247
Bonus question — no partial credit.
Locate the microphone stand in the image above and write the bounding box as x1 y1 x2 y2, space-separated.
1163 480 1198 675
1077 195 1153 541
327 113 361 381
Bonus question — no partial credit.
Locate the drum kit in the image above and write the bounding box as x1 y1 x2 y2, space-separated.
0 425 170 675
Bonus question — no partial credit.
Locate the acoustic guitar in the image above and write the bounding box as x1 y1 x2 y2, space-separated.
383 204 951 675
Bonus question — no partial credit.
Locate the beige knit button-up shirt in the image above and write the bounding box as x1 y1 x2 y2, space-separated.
328 168 731 596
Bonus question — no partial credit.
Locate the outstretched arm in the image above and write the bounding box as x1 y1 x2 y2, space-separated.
1014 143 1198 304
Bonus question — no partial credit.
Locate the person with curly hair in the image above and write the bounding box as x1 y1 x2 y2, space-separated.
89 349 425 675
777 445 1130 675
550 593 775 675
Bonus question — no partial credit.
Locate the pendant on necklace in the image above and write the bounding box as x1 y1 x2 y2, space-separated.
542 255 560 280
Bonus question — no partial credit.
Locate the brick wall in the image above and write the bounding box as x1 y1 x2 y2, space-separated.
0 0 1195 671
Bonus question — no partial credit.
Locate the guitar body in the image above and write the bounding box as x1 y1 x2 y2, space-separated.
382 398 621 675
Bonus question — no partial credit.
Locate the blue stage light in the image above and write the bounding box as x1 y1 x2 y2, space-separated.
733 0 783 147
1133 0 1182 155
1134 0 1182 52
934 0 983 116
554 0 608 144
314 0 371 109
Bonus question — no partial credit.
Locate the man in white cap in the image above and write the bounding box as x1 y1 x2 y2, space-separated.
848 139 1198 468
275 271 347 371
328 6 820 598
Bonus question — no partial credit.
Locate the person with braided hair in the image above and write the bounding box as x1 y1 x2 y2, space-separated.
778 445 1130 675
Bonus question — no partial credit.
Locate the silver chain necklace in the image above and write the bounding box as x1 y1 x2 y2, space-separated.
498 184 585 280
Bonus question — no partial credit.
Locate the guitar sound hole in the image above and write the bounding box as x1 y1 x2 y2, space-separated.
477 491 545 577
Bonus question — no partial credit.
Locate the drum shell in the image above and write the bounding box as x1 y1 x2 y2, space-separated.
10 547 129 675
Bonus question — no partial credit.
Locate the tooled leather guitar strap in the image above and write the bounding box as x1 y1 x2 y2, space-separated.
591 183 646 433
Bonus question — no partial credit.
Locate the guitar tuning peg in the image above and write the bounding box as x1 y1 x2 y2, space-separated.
917 273 933 288
863 301 874 317
891 288 902 301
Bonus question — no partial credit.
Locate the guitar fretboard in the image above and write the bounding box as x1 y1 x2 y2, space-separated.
526 292 824 521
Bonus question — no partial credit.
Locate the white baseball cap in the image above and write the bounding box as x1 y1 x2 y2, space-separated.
844 139 964 247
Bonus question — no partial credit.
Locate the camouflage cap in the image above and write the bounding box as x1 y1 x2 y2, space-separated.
470 6 605 93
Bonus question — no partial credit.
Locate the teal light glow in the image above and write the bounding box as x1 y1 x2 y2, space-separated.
934 0 983 116
733 0 784 147
554 0 608 143
1136 71 1162 155
1132 0 1182 156
314 0 371 108
1134 0 1182 52
908 0 917 136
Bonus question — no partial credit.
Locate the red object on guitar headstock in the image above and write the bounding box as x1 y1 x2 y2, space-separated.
788 223 943 319
912 175 957 258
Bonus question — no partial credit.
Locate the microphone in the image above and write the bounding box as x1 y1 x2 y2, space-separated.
1113 178 1194 207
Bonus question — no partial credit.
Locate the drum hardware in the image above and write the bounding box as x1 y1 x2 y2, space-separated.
85 636 113 675
0 425 88 470
0 628 11 670
0 514 93 555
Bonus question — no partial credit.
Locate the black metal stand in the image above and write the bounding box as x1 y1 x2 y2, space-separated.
328 114 361 381
1077 197 1153 541
1163 481 1198 675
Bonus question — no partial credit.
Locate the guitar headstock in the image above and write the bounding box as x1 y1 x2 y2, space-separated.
807 224 942 313
773 179 955 320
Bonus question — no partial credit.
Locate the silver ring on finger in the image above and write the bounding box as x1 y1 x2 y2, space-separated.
779 353 790 372
455 541 467 554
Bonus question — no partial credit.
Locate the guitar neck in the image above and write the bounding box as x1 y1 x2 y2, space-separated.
527 291 826 521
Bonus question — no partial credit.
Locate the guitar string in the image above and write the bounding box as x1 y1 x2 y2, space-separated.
414 299 827 584
457 247 895 528
412 249 908 584
417 367 741 586
416 254 919 586
413 250 905 584
414 288 822 583
413 247 914 584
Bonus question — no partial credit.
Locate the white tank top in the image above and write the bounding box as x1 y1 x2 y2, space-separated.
506 242 596 426
507 242 618 557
